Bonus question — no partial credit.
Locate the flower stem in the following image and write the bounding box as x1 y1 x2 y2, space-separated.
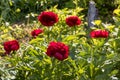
48 27 50 41
72 26 76 35
47 27 52 42
74 26 76 35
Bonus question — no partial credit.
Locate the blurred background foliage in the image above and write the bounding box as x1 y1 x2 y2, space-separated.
0 0 120 24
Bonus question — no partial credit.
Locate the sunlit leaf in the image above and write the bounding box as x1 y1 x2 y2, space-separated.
113 9 120 16
94 20 102 26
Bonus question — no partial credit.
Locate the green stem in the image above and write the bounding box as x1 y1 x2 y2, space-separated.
47 27 50 42
90 48 95 80
72 26 76 35
47 27 53 42
74 26 76 35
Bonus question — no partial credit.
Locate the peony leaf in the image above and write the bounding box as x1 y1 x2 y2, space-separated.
113 9 120 16
29 38 44 44
109 70 119 76
106 53 115 59
3 29 9 33
44 58 51 64
94 20 102 26
62 35 77 42
15 8 21 13
9 0 13 6
78 68 84 74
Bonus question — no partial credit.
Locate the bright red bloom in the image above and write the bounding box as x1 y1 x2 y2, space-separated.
90 30 109 38
3 40 19 54
38 11 58 26
66 16 81 27
31 29 43 37
46 41 69 61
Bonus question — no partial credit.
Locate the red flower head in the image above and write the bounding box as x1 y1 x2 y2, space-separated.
3 40 19 55
31 29 43 37
66 16 81 27
38 11 59 26
90 30 109 38
46 41 69 61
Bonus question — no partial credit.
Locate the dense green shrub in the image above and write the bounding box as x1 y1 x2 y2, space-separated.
0 5 120 79
0 1 120 79
0 0 53 23
0 0 120 23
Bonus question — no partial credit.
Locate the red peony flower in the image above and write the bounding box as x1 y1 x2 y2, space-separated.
90 30 109 38
38 11 59 26
66 16 81 27
46 41 69 61
31 29 43 37
3 40 19 55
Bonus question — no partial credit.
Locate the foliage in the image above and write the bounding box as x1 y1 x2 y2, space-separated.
0 0 53 23
0 0 120 23
0 4 120 80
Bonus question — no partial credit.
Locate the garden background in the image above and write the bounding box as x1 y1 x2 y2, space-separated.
0 0 120 80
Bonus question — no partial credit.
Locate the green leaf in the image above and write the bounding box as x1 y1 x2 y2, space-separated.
109 70 119 76
90 63 94 77
106 53 115 59
29 38 44 44
78 68 84 74
62 35 77 42
9 0 13 6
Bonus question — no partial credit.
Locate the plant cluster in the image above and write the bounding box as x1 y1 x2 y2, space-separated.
0 5 120 80
0 0 120 23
